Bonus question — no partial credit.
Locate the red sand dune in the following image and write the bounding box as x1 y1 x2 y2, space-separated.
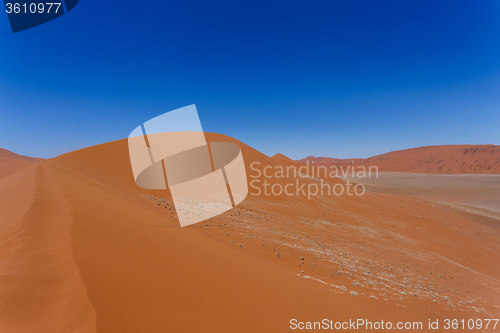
271 153 302 166
298 155 343 164
0 136 499 332
0 148 43 180
298 145 500 174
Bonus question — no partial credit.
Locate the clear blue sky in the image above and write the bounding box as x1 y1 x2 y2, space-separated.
1 0 499 159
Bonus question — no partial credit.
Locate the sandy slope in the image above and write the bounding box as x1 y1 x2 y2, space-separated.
298 144 500 174
0 164 95 333
0 135 499 332
0 148 43 180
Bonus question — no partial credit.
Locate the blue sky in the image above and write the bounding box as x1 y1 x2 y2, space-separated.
1 0 499 159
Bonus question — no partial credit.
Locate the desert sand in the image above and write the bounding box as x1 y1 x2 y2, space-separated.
0 135 499 332
342 172 500 216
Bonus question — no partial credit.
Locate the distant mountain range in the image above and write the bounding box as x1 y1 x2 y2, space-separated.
2 143 499 182
292 145 500 174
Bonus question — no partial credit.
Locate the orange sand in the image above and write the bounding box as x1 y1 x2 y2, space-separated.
0 136 498 332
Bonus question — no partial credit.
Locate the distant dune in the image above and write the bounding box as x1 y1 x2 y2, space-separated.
0 137 499 332
297 144 500 174
270 153 302 166
298 155 344 164
0 148 43 180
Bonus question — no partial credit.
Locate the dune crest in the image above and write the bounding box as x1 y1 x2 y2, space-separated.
0 163 96 333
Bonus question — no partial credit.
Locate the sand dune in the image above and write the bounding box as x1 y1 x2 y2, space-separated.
271 153 303 166
0 136 499 332
0 148 43 180
298 144 500 174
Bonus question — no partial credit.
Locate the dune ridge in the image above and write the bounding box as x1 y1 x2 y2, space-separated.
0 163 96 333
